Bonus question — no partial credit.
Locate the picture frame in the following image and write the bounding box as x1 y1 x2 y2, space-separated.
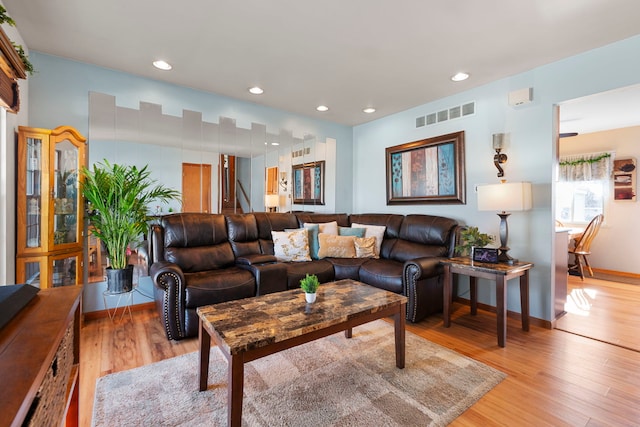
473 247 499 263
292 161 325 205
385 131 466 205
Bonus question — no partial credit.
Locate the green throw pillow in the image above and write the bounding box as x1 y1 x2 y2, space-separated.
338 226 366 237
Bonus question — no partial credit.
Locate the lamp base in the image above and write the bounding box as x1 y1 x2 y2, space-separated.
497 249 517 265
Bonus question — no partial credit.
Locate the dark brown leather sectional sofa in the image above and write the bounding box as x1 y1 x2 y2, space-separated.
148 212 460 340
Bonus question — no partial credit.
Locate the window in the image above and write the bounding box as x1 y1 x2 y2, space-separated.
556 180 607 224
557 152 612 225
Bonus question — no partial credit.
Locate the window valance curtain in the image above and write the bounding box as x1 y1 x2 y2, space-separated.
558 152 613 182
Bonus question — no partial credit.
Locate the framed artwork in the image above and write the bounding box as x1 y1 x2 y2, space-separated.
292 161 325 205
385 131 466 205
613 157 636 201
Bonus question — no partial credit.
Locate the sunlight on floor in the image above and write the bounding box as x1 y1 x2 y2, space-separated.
564 287 598 316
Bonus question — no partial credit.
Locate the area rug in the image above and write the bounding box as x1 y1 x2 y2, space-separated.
92 320 505 426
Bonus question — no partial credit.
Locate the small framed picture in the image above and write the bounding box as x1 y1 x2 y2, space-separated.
473 247 499 263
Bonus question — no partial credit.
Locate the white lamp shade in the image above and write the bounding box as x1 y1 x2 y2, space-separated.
265 194 279 208
477 182 532 212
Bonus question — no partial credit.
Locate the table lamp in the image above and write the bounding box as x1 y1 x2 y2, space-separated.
265 194 279 212
477 182 532 263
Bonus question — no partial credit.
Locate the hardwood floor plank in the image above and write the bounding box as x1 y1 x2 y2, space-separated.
79 293 640 426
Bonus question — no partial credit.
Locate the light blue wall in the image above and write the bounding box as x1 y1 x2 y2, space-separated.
27 52 353 312
353 35 640 321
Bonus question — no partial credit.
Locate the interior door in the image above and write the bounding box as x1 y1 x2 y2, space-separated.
182 163 211 213
219 154 238 213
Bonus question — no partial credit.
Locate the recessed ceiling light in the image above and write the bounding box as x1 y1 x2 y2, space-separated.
153 60 172 71
363 107 376 114
451 72 469 82
316 105 329 112
271 142 279 146
249 86 264 95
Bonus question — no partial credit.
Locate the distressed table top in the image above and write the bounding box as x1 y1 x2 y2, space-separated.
197 279 407 355
441 256 534 275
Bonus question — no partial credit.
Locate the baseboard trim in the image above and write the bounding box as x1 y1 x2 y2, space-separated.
592 268 640 279
453 296 552 329
84 301 155 321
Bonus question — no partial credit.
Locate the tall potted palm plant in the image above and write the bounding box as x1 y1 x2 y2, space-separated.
81 160 180 293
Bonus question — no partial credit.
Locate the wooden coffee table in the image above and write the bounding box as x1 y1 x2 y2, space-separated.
197 279 407 427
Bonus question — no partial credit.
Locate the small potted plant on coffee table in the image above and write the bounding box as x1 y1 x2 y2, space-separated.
300 274 320 303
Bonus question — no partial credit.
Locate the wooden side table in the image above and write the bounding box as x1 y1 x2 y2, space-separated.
441 257 534 347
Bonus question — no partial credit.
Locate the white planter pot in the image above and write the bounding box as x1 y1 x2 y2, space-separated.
305 292 317 303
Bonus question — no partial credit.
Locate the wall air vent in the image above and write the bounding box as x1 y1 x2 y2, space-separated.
415 101 475 128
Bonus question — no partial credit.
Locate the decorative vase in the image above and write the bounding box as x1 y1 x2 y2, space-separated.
305 292 317 303
106 265 134 293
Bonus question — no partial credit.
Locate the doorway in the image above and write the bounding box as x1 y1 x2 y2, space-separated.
182 163 211 213
554 84 640 350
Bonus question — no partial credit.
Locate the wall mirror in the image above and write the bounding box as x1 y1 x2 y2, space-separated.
88 92 337 218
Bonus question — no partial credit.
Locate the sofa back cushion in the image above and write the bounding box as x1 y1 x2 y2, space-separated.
295 213 349 227
253 212 300 255
389 214 459 262
161 213 235 273
348 214 404 258
226 214 261 257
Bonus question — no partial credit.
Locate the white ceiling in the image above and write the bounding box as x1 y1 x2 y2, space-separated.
4 0 640 127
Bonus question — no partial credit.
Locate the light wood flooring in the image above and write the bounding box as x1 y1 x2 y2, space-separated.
80 295 640 426
556 275 640 352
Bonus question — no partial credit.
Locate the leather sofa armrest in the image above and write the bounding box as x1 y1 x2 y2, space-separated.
238 262 288 295
404 257 443 282
403 257 445 323
236 254 278 265
149 261 187 340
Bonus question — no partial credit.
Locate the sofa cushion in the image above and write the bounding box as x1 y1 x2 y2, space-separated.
184 267 255 308
295 213 350 227
317 233 356 258
358 259 404 293
272 229 311 262
164 244 236 273
226 214 261 257
254 212 300 254
327 258 367 280
284 260 334 289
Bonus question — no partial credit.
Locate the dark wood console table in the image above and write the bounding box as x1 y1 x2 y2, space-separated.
0 286 81 427
441 257 533 347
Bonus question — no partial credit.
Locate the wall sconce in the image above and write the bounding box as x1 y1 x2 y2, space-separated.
279 171 288 191
492 133 508 178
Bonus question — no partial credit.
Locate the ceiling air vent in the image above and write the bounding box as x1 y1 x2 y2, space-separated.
415 101 475 128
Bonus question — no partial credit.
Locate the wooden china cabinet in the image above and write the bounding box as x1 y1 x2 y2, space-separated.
16 125 87 288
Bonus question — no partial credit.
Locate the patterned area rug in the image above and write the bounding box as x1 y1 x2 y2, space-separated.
92 320 505 426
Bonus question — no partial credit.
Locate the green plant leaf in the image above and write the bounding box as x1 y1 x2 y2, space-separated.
81 160 180 269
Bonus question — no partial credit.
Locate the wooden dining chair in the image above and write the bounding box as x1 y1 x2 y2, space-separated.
568 214 604 280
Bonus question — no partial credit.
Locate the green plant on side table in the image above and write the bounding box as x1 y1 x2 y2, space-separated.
81 160 180 293
300 273 320 303
455 226 492 257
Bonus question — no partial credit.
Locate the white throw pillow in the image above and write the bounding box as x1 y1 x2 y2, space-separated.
351 223 386 258
271 229 311 262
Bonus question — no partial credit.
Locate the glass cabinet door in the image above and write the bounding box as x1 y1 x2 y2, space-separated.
51 252 81 287
24 135 44 249
52 139 80 247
